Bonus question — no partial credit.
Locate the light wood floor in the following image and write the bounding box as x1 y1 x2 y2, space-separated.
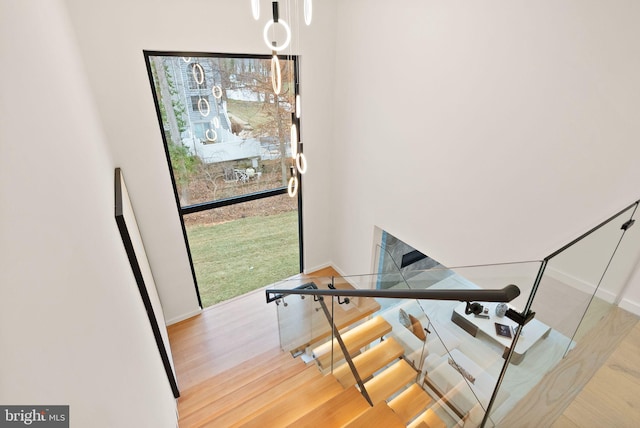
167 282 281 392
167 267 336 392
498 305 640 427
168 269 640 427
552 321 640 427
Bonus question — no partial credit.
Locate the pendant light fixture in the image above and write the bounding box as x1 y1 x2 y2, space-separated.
197 97 210 117
205 129 218 142
290 119 298 158
304 0 313 25
287 166 299 197
271 52 282 94
296 152 307 174
212 85 223 99
263 2 291 52
192 63 205 85
251 0 260 20
253 0 311 197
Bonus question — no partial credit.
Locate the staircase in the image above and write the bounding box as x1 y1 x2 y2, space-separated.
177 316 452 427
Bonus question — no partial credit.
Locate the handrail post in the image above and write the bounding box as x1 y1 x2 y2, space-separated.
316 294 374 406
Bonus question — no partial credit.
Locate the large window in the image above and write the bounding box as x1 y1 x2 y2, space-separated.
145 51 302 307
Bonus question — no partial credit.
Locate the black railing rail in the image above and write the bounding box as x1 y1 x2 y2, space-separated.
266 284 521 305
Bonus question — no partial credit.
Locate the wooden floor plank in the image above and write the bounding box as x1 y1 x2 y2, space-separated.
343 402 406 428
168 286 281 391
498 306 639 427
285 386 370 427
178 349 297 402
238 374 345 428
558 322 640 427
178 350 306 421
183 365 323 427
551 415 581 428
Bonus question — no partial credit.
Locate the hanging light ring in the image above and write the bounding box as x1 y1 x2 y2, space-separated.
271 55 282 94
290 123 298 158
251 0 260 20
212 85 223 99
205 129 218 142
198 97 210 117
296 152 307 174
287 175 299 197
304 0 313 25
192 63 205 85
263 19 291 52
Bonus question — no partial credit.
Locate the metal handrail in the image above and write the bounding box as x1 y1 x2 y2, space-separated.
266 284 521 304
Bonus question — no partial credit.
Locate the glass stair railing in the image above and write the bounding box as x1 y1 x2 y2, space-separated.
266 198 640 427
267 260 532 427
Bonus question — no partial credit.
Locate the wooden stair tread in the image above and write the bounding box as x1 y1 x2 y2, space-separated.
333 337 404 388
388 383 434 423
239 374 345 427
408 408 447 428
364 359 417 404
343 402 406 428
313 316 392 369
193 365 323 427
285 385 370 427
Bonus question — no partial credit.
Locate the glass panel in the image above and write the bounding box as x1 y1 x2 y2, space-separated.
488 204 638 425
272 275 386 372
183 194 299 307
372 248 542 427
536 205 635 353
270 275 333 355
146 53 297 206
424 262 541 427
269 256 545 427
600 205 640 309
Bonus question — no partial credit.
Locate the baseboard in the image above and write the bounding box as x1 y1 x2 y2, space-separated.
546 267 640 316
303 262 332 275
619 298 640 317
166 308 202 326
330 263 349 278
304 262 350 279
545 267 617 303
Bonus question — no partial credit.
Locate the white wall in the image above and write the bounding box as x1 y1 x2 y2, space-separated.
543 203 640 304
63 0 338 321
328 0 640 312
55 0 640 324
0 1 177 426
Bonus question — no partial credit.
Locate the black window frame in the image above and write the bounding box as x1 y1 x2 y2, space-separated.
143 50 304 308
